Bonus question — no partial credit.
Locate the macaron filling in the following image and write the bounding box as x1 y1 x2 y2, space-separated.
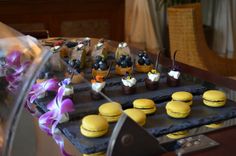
203 98 225 103
81 126 107 133
167 109 190 116
99 113 122 122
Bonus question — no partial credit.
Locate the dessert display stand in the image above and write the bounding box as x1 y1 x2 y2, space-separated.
35 38 236 155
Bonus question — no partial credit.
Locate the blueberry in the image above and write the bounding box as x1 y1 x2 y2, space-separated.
138 58 145 65
95 55 103 62
99 61 104 65
67 68 73 74
93 63 99 70
75 59 80 65
143 52 147 57
99 63 107 70
145 58 151 65
120 61 127 68
120 55 126 61
74 61 80 69
76 68 81 73
116 60 121 66
68 60 75 67
103 59 107 64
127 61 133 67
125 56 131 62
65 41 78 48
63 56 69 64
138 53 143 58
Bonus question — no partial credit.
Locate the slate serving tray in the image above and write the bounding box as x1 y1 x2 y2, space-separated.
35 72 207 120
59 96 236 154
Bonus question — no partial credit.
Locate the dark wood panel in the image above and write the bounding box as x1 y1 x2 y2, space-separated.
0 0 124 40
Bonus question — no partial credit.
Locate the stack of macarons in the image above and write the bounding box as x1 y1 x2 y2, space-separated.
165 91 192 118
98 102 123 122
133 99 157 115
171 91 193 106
203 90 226 107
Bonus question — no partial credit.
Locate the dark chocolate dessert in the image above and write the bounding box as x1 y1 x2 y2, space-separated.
145 69 160 90
121 73 136 95
90 75 106 100
167 50 180 87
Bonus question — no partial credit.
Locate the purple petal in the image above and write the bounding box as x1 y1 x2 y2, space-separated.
47 98 58 111
30 94 38 103
60 99 74 114
44 79 59 91
57 87 65 103
39 111 55 135
6 51 21 67
15 61 31 73
51 118 72 156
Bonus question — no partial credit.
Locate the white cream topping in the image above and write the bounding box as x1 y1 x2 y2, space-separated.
92 82 106 92
122 77 136 87
168 70 180 79
148 72 160 82
59 113 69 123
63 86 74 96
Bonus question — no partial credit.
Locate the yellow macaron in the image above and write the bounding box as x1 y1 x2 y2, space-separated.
203 90 226 107
80 115 109 138
133 99 156 115
172 91 193 106
99 102 123 123
83 151 106 156
166 130 189 139
166 101 191 118
205 122 223 129
124 108 146 126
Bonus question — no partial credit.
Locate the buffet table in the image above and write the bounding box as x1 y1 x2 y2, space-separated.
36 38 236 155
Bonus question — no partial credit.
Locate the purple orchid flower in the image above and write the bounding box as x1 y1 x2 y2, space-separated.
39 83 74 156
26 78 59 115
5 51 31 92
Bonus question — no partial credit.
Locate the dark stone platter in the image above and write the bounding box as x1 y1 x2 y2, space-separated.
34 65 236 154
58 96 236 154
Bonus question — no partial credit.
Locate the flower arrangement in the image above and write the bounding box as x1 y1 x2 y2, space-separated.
38 78 74 156
4 51 31 92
